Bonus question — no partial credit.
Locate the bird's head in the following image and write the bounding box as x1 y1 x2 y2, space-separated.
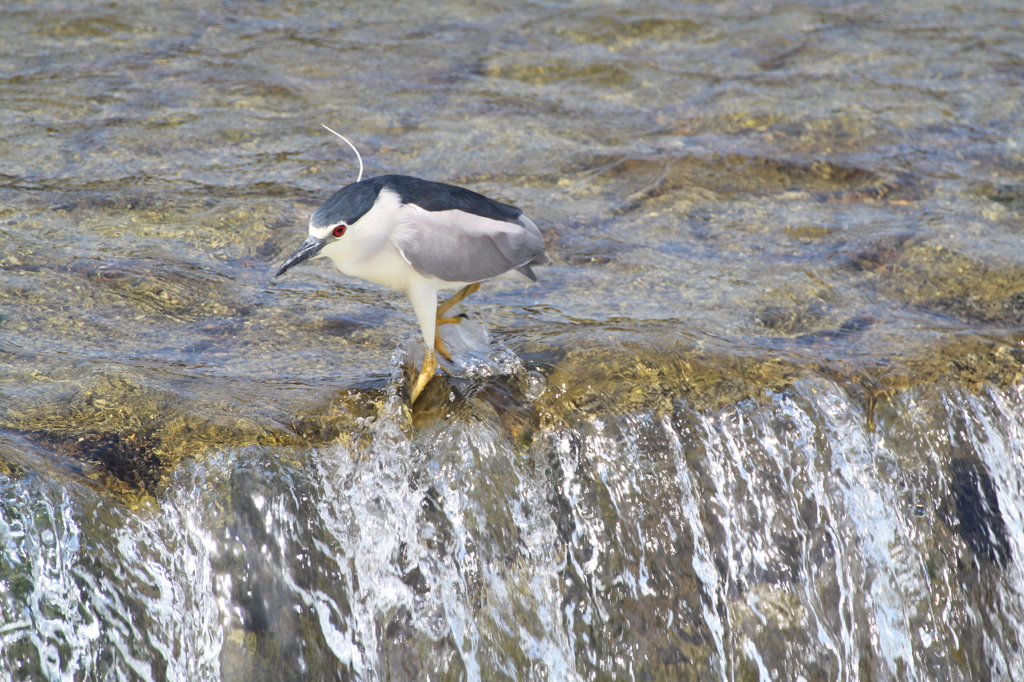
274 179 382 278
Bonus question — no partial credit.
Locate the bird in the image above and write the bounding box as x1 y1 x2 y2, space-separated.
274 148 548 404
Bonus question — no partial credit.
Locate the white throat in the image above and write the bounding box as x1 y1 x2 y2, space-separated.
317 188 417 293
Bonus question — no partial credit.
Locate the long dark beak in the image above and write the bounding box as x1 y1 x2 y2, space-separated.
275 236 326 278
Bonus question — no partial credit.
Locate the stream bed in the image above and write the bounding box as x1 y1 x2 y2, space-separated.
2 0 1024 679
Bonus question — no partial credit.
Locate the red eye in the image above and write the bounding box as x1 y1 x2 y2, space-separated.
332 224 347 238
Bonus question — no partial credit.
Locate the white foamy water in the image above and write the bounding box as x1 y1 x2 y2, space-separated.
3 375 1024 680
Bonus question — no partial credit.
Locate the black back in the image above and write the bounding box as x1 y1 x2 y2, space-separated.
312 174 524 229
380 175 523 223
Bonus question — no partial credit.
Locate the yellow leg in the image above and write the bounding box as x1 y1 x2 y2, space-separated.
433 315 464 361
436 282 480 318
414 284 481 402
432 284 480 366
434 333 452 361
409 349 438 404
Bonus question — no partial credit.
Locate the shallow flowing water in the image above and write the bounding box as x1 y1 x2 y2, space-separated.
2 0 1024 679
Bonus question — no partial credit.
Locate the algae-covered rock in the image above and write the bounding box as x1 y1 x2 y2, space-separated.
881 241 1024 325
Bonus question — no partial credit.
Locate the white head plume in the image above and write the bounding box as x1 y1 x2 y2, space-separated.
321 123 364 183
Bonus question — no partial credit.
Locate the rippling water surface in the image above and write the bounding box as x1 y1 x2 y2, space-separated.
2 0 1024 679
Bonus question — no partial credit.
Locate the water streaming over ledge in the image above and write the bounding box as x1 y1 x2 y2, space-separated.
3 353 1023 680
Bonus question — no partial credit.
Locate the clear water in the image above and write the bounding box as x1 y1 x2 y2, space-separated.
2 0 1024 679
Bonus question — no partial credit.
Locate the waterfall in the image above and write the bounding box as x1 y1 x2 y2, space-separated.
3 369 1022 680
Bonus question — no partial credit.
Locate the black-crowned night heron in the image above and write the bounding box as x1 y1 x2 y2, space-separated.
274 142 548 404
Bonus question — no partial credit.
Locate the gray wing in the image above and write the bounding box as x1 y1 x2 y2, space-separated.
401 206 547 283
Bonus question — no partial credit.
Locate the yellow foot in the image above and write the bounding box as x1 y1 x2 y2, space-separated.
409 349 438 404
